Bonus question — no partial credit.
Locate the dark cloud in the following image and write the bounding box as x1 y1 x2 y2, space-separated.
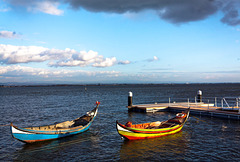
6 0 240 26
65 0 220 24
221 1 240 26
157 0 219 23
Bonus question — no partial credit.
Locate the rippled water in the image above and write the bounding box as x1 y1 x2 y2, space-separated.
0 84 240 161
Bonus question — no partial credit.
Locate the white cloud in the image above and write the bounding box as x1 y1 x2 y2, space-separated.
79 50 98 61
146 56 159 62
153 56 158 61
118 60 131 65
0 31 19 39
7 0 63 16
28 1 64 16
0 44 121 68
0 44 51 63
0 7 10 12
0 65 120 79
49 60 88 67
92 57 117 67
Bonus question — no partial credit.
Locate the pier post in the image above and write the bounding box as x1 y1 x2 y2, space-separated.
237 98 239 108
208 99 209 110
197 90 202 103
128 91 133 107
215 97 217 107
237 98 240 114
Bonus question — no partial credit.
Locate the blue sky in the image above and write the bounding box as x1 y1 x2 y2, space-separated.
1 0 240 84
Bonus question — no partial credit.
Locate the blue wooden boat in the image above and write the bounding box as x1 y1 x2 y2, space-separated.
10 102 100 143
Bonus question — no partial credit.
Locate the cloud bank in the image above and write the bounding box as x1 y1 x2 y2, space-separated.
5 0 240 26
0 65 120 80
0 44 128 68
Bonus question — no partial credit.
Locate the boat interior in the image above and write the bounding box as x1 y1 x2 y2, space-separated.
24 112 94 131
156 118 184 128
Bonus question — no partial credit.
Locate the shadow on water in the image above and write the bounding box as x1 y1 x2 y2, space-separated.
12 130 100 161
119 131 189 161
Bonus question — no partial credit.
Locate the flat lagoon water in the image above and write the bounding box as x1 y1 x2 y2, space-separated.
0 84 240 161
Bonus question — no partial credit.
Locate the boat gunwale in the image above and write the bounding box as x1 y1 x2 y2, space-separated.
11 121 92 135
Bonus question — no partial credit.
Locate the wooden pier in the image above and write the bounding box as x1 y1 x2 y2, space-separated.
128 102 240 120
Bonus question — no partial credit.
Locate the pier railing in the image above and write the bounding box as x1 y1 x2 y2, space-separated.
134 96 240 112
168 96 240 112
220 97 240 110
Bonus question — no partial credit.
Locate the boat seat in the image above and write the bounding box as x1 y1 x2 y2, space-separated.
71 119 89 127
167 119 182 124
157 122 178 128
55 121 74 129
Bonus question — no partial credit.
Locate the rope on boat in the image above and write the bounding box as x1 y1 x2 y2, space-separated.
0 124 10 127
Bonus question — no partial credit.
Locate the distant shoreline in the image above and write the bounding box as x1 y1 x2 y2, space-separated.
1 82 240 88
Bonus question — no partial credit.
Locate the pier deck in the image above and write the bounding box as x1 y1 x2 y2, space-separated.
128 102 240 120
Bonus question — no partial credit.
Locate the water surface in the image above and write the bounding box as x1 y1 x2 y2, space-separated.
0 84 240 161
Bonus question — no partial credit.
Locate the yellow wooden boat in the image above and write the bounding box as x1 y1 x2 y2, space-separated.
116 108 190 140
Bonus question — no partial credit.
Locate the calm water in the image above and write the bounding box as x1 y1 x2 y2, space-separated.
0 84 240 161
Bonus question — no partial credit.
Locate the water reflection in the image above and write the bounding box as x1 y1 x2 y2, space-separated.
119 131 189 161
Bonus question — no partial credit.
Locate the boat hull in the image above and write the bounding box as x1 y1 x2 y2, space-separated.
117 122 183 140
11 122 92 143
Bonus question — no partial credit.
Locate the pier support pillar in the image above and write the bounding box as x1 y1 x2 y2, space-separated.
128 91 133 107
197 90 202 103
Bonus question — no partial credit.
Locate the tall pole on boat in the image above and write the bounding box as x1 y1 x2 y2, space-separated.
128 91 133 107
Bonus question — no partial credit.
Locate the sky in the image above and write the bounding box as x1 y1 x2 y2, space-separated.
0 0 240 84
